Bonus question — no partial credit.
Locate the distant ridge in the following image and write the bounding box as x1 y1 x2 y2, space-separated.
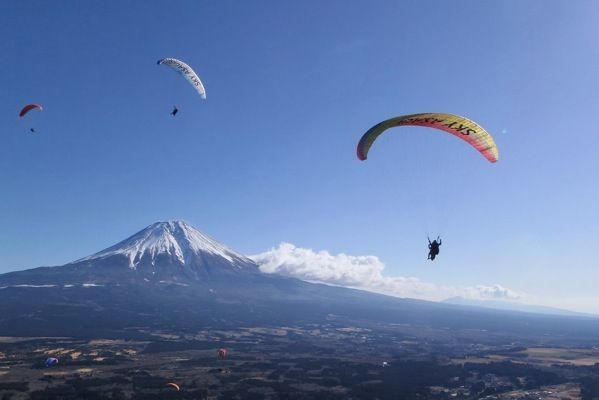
443 296 598 318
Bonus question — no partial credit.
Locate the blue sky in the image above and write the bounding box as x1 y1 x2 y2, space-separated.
1 1 598 311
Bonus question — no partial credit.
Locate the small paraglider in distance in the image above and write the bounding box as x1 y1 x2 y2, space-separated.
19 104 43 134
45 357 58 367
19 104 43 118
217 348 227 360
166 382 180 391
428 236 442 261
157 58 206 100
382 361 389 367
171 106 178 116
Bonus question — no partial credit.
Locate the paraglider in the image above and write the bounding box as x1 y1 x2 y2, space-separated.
217 348 227 360
428 236 442 261
357 113 499 163
19 104 43 133
356 113 498 262
171 106 178 116
166 382 180 391
45 357 58 367
157 58 206 100
19 104 43 118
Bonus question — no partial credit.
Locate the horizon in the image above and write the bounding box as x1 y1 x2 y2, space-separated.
2 1 599 314
2 217 595 318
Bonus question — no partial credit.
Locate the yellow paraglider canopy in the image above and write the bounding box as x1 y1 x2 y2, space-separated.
357 113 498 163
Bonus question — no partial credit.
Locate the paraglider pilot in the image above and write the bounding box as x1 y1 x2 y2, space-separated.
428 236 442 261
171 106 178 116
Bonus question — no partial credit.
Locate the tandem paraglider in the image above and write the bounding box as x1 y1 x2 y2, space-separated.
357 112 499 262
427 236 442 261
157 57 206 115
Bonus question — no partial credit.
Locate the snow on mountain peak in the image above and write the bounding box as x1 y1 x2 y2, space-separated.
77 220 250 268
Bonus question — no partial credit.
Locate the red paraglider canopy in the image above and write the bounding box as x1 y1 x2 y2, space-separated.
19 104 43 117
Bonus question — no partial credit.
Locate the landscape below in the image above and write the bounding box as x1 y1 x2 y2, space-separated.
1 221 598 399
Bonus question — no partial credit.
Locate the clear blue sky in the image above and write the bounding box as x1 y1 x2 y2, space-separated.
1 1 598 311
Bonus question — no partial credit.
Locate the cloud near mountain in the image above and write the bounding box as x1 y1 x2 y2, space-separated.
251 243 523 302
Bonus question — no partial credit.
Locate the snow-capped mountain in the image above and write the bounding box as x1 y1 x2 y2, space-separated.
76 220 254 269
0 220 258 287
66 220 259 282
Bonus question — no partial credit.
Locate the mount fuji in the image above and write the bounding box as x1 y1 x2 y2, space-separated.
0 221 259 286
76 220 255 270
0 220 392 337
1 221 599 343
71 220 259 284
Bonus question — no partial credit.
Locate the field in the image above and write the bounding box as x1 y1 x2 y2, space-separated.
2 319 599 399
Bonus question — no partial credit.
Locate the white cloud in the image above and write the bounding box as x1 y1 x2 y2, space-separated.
250 243 523 302
462 284 523 301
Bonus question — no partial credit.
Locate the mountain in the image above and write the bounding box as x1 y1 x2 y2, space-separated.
71 220 259 283
0 220 373 336
76 220 255 270
2 221 599 344
443 296 597 318
0 221 258 286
